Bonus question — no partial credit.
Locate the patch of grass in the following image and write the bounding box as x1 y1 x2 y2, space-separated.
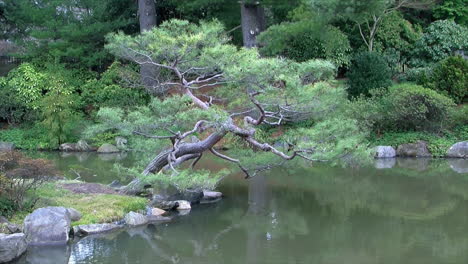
370 125 467 157
9 181 147 226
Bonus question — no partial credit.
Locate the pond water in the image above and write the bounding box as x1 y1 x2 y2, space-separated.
12 152 468 264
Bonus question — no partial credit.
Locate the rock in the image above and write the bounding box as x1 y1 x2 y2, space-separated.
72 224 121 237
76 140 92 152
0 142 15 151
115 137 128 149
23 207 72 245
203 191 223 200
97 143 119 154
124 212 148 226
374 146 396 158
150 208 166 216
175 200 191 210
396 141 431 157
0 233 27 263
151 187 204 204
66 208 82 222
449 159 468 174
59 143 77 152
150 199 179 210
0 217 21 234
447 141 468 158
374 158 396 169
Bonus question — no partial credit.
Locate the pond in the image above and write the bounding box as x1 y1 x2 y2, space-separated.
12 152 468 264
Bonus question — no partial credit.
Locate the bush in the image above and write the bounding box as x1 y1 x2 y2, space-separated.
297 59 337 84
400 67 433 85
0 151 56 212
431 56 467 104
347 84 456 132
258 21 351 67
346 52 393 97
0 125 54 150
383 84 456 132
81 62 150 112
412 20 468 66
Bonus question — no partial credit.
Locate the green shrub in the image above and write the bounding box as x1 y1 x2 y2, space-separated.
297 59 337 84
346 52 393 97
258 21 351 67
400 67 433 85
412 20 468 66
431 56 467 104
89 131 119 147
347 84 456 133
383 84 456 132
81 62 150 112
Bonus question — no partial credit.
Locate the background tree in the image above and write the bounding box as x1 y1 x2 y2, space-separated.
305 0 437 52
3 0 138 70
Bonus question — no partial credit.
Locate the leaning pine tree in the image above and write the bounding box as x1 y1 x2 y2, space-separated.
101 19 370 194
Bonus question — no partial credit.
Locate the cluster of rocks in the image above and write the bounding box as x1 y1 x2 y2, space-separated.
374 141 468 159
0 189 223 263
58 137 127 153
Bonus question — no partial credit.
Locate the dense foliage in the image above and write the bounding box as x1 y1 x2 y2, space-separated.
430 56 468 103
346 52 393 97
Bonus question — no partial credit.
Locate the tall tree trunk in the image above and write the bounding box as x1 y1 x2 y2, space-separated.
240 1 266 48
138 0 158 92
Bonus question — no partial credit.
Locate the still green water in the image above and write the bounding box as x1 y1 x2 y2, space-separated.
13 152 468 264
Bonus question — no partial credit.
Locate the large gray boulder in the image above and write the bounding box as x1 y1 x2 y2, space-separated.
202 191 223 200
72 224 122 237
374 146 396 158
0 142 15 151
124 212 148 226
115 137 128 150
66 208 82 222
76 140 92 152
97 143 119 153
23 207 72 245
59 143 77 152
396 141 432 157
447 141 468 158
0 233 27 263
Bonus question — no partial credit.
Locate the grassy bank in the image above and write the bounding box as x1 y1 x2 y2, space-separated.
9 181 147 226
370 125 468 157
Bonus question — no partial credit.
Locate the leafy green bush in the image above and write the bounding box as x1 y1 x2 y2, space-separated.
347 84 456 133
346 52 393 97
81 62 150 111
0 125 54 150
400 67 433 85
89 131 119 147
383 84 456 132
297 60 337 84
258 20 351 67
412 20 468 66
430 56 467 104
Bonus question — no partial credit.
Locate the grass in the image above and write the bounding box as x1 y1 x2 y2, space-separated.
9 181 148 226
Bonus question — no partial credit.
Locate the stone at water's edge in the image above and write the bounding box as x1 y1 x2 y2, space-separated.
447 141 468 158
76 140 92 152
176 200 191 210
396 141 431 157
124 212 148 226
374 146 396 158
0 233 27 263
115 136 128 149
67 208 82 222
0 142 15 151
0 216 21 234
203 191 223 200
97 143 120 153
151 208 166 216
73 224 122 237
23 207 72 245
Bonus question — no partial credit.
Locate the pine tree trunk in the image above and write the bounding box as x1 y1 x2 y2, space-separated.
240 2 266 48
138 0 158 92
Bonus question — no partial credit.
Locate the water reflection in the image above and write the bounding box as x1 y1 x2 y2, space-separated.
12 155 468 264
